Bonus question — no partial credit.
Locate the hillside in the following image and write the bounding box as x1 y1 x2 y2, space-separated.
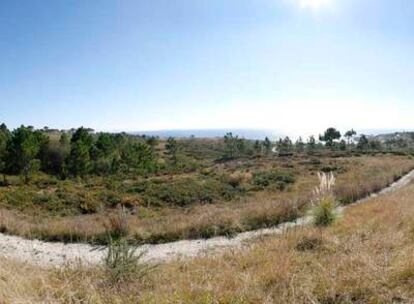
2 125 414 303
1 166 414 302
373 131 414 143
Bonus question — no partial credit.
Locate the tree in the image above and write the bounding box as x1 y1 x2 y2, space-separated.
253 140 262 156
67 127 94 176
369 139 382 150
395 138 408 149
40 134 70 177
339 139 347 151
277 136 293 154
145 136 159 150
121 142 156 174
223 132 245 159
262 137 272 155
0 123 11 184
344 129 357 145
357 135 369 151
306 135 316 153
91 133 121 175
6 125 47 183
295 137 305 153
165 137 180 163
319 128 341 148
59 132 69 146
96 133 117 158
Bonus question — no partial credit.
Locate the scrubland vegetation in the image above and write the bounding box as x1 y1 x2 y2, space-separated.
0 124 414 245
2 164 414 303
1 124 414 302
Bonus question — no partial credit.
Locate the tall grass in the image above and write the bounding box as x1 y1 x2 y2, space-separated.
106 206 130 239
311 172 338 227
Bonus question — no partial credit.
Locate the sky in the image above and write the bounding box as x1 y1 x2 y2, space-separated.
1 0 414 137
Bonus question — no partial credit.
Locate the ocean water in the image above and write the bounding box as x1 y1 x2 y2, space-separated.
130 129 281 140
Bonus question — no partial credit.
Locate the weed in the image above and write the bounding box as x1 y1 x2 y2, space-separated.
107 206 130 239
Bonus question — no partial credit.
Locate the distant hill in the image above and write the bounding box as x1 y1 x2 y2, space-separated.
371 132 414 143
129 129 282 140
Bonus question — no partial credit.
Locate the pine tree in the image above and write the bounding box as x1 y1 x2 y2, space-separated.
0 123 11 184
166 137 180 163
263 137 272 155
6 125 47 183
253 140 262 156
319 128 341 148
67 127 94 176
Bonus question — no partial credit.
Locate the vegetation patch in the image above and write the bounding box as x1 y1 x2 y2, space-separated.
252 170 295 190
0 124 413 245
295 236 323 251
136 177 241 207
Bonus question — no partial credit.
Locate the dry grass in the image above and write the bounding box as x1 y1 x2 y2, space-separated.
2 162 414 302
0 155 412 245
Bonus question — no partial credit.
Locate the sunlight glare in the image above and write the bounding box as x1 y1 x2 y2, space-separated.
299 0 332 10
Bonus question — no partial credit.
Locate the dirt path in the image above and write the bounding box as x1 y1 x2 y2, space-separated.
1 170 414 268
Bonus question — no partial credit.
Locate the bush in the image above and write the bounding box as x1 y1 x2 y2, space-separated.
78 192 103 214
311 196 337 227
98 190 122 207
140 178 239 207
33 192 55 204
320 165 345 173
104 236 155 285
106 207 130 239
93 158 114 175
224 171 252 188
295 236 323 251
252 171 295 190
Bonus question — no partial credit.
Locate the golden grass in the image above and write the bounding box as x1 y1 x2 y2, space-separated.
2 163 414 302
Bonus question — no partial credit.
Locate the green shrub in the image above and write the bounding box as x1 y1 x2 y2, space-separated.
320 165 345 173
312 196 337 227
33 192 55 204
98 190 122 207
252 171 295 190
104 236 155 285
3 189 32 207
126 180 149 194
140 178 238 207
79 198 102 214
33 174 59 188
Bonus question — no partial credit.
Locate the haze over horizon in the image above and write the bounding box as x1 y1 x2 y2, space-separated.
1 0 414 135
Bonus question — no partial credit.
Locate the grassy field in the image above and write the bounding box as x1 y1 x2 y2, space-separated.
0 153 413 245
2 158 414 303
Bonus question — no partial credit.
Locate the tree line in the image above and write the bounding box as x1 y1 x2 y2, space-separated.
221 128 397 160
0 124 160 183
0 124 409 183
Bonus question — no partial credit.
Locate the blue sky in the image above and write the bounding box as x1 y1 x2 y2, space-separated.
1 0 413 136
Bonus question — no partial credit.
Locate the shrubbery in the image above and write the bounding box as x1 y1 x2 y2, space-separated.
311 172 338 227
312 196 337 227
252 170 295 190
135 177 239 207
104 236 155 285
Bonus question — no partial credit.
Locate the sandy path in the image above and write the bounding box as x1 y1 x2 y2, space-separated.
1 170 414 268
